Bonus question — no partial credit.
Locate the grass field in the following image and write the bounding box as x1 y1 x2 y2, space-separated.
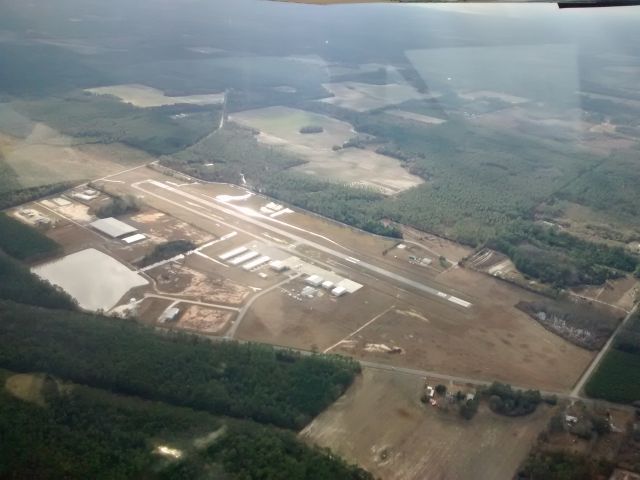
231 106 354 149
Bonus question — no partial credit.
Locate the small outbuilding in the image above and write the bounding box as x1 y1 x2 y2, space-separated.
321 280 335 290
305 275 323 287
122 233 146 244
331 286 347 297
159 307 180 323
269 260 288 272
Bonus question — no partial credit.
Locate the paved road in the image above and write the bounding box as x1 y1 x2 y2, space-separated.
144 293 240 311
571 303 638 397
134 180 472 309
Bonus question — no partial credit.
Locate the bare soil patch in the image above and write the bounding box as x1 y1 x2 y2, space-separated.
176 305 233 334
320 82 428 112
386 109 446 125
148 263 250 306
301 368 552 480
86 84 224 108
459 89 529 104
5 373 48 406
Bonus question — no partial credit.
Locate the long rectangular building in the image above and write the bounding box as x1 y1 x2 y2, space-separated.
219 246 248 261
229 250 259 266
90 217 138 239
243 255 270 271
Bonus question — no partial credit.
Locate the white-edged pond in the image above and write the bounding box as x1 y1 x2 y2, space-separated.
32 248 148 311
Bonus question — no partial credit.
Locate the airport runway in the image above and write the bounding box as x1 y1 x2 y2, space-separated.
133 179 472 309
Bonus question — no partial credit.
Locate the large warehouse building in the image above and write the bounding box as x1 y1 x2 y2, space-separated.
90 217 138 238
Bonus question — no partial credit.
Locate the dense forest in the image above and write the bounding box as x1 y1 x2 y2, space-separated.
160 124 304 185
0 212 60 261
139 240 196 267
0 181 74 209
518 451 613 480
0 251 76 310
0 370 371 480
13 93 222 156
0 300 360 430
489 222 638 287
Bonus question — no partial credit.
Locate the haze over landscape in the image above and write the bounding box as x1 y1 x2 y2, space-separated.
1 1 640 479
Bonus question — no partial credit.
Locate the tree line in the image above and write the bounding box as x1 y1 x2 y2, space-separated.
0 300 360 430
0 371 371 480
0 212 61 262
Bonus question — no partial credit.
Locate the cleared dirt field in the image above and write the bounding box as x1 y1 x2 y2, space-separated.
0 124 152 189
301 368 552 480
571 276 639 313
230 106 423 194
459 90 529 104
176 304 233 334
386 109 447 125
86 84 224 108
320 81 427 111
296 147 423 194
128 210 212 246
148 263 250 306
240 262 593 391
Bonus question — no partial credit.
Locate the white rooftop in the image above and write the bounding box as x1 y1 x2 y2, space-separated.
122 233 146 244
90 217 138 238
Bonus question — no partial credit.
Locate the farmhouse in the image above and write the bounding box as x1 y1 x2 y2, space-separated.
305 275 324 287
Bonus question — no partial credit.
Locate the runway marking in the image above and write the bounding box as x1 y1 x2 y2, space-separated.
133 179 472 308
323 306 395 354
194 250 228 268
